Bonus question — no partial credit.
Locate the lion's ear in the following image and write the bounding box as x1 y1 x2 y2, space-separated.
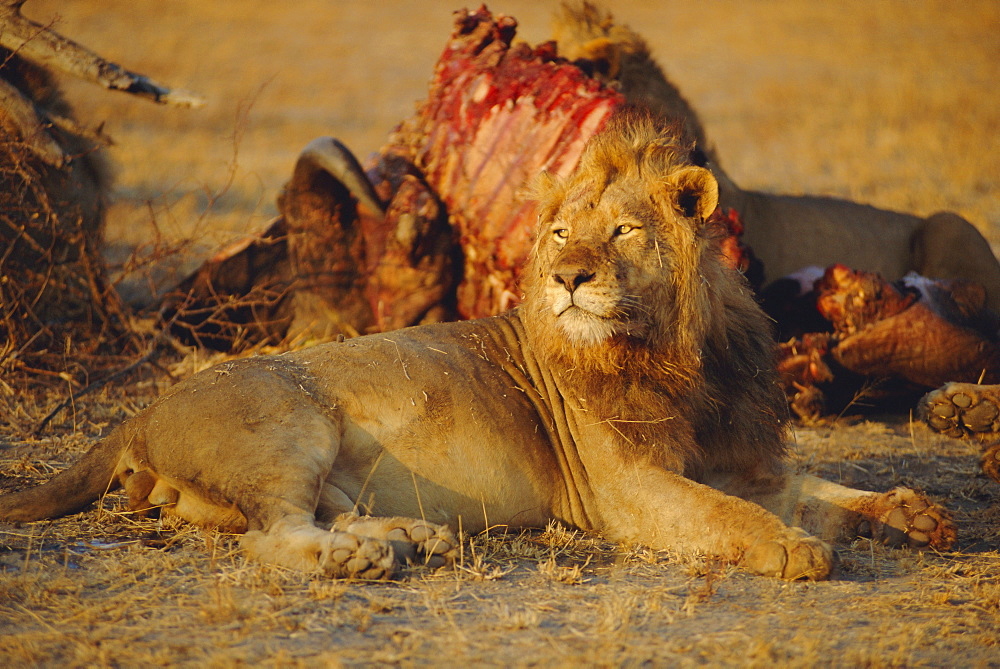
665 166 719 221
531 170 565 225
526 171 563 276
532 170 559 200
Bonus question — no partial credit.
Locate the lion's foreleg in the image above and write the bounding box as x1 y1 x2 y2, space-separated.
708 472 956 550
598 467 834 580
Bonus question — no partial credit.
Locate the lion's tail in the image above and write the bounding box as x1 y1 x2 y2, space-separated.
0 423 134 522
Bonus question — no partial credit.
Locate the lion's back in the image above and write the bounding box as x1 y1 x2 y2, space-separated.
290 315 552 443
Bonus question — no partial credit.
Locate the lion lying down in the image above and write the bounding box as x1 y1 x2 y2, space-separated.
0 115 955 580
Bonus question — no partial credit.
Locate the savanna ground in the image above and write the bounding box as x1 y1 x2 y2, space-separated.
2 0 999 665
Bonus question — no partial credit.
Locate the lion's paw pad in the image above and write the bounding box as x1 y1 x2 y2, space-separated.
319 532 396 580
744 528 834 580
332 514 459 569
385 521 459 568
874 488 956 550
921 383 1000 438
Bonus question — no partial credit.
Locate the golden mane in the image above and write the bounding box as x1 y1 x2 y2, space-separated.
522 111 786 474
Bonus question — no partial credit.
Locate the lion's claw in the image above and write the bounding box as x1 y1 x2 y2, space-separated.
744 528 835 580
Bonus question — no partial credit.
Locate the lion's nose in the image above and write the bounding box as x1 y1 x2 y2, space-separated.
552 269 595 292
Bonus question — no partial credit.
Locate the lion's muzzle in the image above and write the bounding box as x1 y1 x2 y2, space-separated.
545 246 627 343
552 267 596 294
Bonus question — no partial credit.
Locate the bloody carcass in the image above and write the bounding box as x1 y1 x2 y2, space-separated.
164 7 754 349
164 7 627 348
774 265 1000 421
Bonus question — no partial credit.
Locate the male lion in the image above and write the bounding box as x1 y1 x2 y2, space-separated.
0 115 954 580
553 2 1000 310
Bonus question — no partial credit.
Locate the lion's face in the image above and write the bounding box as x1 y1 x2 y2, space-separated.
537 179 666 345
525 116 720 350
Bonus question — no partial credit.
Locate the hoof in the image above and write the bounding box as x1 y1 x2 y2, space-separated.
921 382 1000 438
744 528 835 580
866 488 956 550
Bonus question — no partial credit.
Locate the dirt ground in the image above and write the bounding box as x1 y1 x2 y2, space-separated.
2 0 999 666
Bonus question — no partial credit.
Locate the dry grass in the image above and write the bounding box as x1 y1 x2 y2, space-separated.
2 370 999 666
1 0 999 666
2 417 999 664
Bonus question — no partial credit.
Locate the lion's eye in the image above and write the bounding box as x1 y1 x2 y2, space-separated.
614 224 639 236
552 228 569 241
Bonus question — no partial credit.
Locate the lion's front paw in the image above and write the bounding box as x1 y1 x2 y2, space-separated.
921 382 1000 438
861 487 956 550
743 528 835 580
317 531 397 580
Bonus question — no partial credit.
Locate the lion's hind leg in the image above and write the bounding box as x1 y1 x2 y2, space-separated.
332 513 459 569
232 461 397 579
241 514 397 579
237 474 398 579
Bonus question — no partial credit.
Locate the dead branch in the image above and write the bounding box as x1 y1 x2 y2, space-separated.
34 332 166 435
0 76 63 164
33 346 159 435
0 0 204 108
